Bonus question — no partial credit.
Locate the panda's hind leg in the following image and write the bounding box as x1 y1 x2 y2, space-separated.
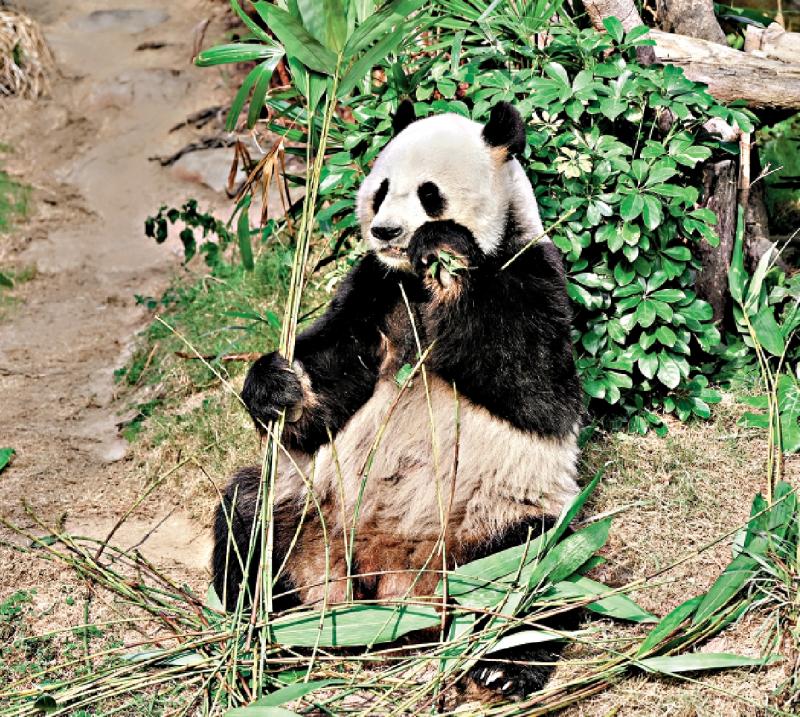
212 466 303 612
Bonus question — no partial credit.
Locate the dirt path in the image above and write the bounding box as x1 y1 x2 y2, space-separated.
0 0 227 595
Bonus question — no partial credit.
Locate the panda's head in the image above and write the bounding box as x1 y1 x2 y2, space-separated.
356 100 544 271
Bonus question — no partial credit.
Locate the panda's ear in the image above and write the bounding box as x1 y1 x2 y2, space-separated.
482 101 526 158
392 99 417 136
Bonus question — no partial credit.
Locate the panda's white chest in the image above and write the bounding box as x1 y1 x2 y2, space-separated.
309 375 579 539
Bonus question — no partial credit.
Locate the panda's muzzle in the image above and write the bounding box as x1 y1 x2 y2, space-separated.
371 224 404 243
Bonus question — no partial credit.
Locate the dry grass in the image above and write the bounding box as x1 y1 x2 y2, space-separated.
0 9 53 99
567 396 800 716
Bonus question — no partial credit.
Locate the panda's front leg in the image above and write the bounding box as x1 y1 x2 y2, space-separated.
409 220 482 303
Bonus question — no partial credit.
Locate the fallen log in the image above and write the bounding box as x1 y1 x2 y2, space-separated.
650 29 800 111
582 0 800 111
744 23 800 65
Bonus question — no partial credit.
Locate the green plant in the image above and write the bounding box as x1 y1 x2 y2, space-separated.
726 208 799 458
0 167 28 233
0 447 14 474
243 8 751 432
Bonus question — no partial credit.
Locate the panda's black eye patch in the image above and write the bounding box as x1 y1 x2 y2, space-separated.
418 181 446 217
372 179 389 214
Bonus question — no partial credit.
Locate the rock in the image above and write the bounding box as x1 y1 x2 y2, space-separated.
71 9 169 34
170 148 246 195
99 439 128 464
84 68 189 110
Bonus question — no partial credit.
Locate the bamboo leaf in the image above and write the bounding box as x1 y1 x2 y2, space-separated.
547 470 602 549
195 42 281 67
237 196 254 271
268 604 441 646
255 680 344 707
338 30 405 97
225 708 299 717
728 204 746 305
527 518 612 587
247 55 285 128
297 0 348 51
692 549 761 625
226 63 263 131
550 575 657 623
343 0 426 58
637 595 703 655
637 652 781 674
252 3 338 74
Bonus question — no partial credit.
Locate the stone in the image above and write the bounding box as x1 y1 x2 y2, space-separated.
71 9 169 34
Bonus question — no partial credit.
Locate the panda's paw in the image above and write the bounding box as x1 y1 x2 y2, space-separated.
465 650 557 702
242 352 305 431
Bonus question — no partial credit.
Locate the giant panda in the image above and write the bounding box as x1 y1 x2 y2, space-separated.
213 100 584 699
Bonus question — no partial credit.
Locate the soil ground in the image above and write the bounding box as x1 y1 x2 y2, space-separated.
0 2 798 715
0 0 230 613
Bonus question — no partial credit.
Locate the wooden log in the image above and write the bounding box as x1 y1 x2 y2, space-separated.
696 160 738 323
744 23 800 65
650 29 800 110
582 0 800 110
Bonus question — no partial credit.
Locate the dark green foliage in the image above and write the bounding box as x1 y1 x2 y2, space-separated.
265 17 751 430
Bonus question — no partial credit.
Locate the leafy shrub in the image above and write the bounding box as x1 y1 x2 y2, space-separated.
258 15 754 431
198 3 762 432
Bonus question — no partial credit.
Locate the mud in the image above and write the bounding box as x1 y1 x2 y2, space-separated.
0 0 230 596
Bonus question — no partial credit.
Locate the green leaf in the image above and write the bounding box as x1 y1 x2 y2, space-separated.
642 195 663 230
237 196 254 271
0 271 13 288
205 584 224 612
728 205 746 304
224 708 300 717
635 300 656 328
527 518 612 588
254 680 343 707
344 0 425 57
649 288 684 303
0 447 14 474
338 31 405 97
692 548 761 625
394 362 413 387
620 194 644 221
296 0 347 51
253 3 338 74
549 576 657 623
226 63 263 131
637 652 780 675
638 353 658 379
195 42 282 67
657 354 681 389
637 595 703 656
751 306 785 357
602 16 624 43
269 604 441 646
247 56 284 128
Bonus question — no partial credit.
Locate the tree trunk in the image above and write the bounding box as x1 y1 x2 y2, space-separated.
696 160 738 323
656 0 726 44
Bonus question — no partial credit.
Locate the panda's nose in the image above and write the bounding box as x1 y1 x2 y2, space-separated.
371 224 403 242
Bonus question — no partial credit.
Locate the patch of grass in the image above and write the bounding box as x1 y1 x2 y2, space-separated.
0 167 29 233
118 238 338 508
0 264 36 320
